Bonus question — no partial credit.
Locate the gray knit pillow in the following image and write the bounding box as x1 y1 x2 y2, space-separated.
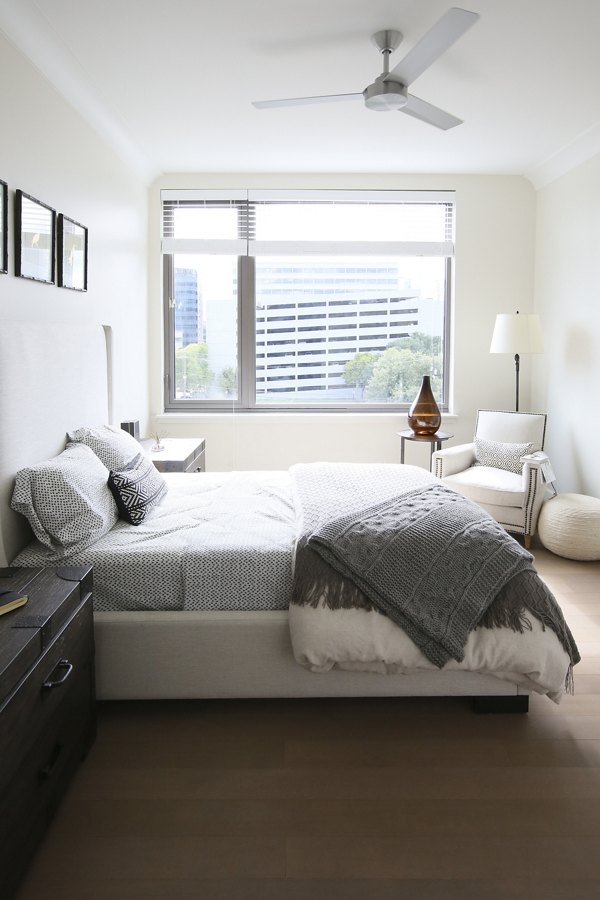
11 443 117 555
474 438 534 474
68 424 143 471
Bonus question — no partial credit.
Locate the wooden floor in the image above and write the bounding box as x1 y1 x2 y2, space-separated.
14 545 600 900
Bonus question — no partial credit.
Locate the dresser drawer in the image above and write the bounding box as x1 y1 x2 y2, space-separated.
0 593 94 794
184 447 205 473
0 663 94 900
0 566 95 900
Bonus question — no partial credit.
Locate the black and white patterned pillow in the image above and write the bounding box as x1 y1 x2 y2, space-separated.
108 453 168 525
68 424 144 471
11 443 117 555
474 438 534 474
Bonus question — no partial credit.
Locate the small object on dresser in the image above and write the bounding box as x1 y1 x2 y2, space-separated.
151 432 164 452
120 420 140 440
0 592 27 616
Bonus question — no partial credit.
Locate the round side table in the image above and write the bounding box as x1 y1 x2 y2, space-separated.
397 429 453 471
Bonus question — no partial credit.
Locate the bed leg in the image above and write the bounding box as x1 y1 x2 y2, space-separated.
472 695 529 714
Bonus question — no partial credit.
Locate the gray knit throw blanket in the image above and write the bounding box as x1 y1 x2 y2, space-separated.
292 475 580 674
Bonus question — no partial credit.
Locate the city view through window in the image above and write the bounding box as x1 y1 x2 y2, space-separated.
164 192 453 410
173 254 446 406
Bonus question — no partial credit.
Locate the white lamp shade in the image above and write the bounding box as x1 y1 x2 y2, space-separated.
490 313 544 355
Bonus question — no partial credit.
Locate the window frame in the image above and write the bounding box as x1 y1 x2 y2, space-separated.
162 190 453 414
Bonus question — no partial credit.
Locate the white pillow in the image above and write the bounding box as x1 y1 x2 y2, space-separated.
474 437 534 474
11 443 117 555
68 424 144 471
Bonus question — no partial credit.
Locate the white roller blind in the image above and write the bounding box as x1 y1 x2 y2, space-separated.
161 189 454 256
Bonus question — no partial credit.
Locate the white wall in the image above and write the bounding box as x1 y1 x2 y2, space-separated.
149 173 537 471
2 21 594 493
0 34 149 432
533 152 600 496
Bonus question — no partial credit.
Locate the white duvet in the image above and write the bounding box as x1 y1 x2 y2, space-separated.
288 462 574 702
289 600 572 702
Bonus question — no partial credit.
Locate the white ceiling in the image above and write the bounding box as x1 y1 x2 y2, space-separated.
2 0 600 186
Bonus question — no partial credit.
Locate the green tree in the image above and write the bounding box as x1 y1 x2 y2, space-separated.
219 366 237 397
365 347 439 403
383 331 443 402
343 352 377 399
387 332 441 358
175 342 213 396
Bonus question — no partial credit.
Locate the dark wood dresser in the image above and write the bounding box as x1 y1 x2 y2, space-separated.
0 566 96 900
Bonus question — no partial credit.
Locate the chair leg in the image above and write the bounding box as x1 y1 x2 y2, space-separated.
524 534 532 549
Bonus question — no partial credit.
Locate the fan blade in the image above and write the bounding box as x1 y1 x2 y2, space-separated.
253 93 362 109
385 7 479 88
401 94 463 130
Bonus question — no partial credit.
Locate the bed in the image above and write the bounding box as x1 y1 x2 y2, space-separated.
0 322 578 707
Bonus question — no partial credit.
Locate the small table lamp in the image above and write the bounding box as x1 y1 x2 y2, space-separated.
490 311 543 412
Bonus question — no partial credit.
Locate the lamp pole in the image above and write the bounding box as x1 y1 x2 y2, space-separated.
514 352 520 412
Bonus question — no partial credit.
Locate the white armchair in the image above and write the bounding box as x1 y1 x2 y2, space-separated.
431 410 551 548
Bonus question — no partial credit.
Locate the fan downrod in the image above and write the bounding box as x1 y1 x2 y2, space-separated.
365 29 406 111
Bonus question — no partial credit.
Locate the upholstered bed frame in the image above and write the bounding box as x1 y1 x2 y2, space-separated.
0 321 528 704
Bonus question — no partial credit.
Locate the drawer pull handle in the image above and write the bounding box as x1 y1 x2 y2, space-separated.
43 658 73 690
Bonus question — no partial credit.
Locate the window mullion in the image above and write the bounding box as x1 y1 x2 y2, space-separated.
239 255 256 409
163 254 175 408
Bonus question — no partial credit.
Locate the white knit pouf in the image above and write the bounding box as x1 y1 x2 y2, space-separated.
538 493 600 561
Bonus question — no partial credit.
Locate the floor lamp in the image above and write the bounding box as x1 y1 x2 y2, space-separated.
490 311 543 412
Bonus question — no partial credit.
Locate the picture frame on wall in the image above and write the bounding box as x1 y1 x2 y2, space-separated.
0 180 7 274
57 214 88 291
15 190 56 284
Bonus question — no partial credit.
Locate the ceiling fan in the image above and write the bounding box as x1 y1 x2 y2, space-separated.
252 7 479 130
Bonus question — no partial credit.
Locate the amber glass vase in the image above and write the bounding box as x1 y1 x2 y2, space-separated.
408 375 441 436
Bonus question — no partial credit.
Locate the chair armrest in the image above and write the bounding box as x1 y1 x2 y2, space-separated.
520 452 556 533
432 442 476 478
520 450 548 466
521 451 556 490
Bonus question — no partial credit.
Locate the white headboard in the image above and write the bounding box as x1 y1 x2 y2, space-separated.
0 321 113 566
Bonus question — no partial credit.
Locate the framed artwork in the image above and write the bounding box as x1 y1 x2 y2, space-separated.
15 190 56 284
57 214 88 291
0 180 7 274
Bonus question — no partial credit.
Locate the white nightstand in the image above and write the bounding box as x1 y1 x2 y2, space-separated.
141 437 205 473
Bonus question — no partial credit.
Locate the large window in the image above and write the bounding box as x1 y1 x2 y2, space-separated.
162 190 454 411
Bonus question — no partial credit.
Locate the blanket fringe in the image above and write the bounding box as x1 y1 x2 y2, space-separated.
477 569 580 678
477 590 533 635
293 530 580 688
565 662 575 695
292 541 376 612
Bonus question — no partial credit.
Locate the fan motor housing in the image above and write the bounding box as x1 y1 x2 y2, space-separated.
363 80 407 111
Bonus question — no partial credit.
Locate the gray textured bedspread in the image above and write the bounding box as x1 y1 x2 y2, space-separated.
13 471 296 612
